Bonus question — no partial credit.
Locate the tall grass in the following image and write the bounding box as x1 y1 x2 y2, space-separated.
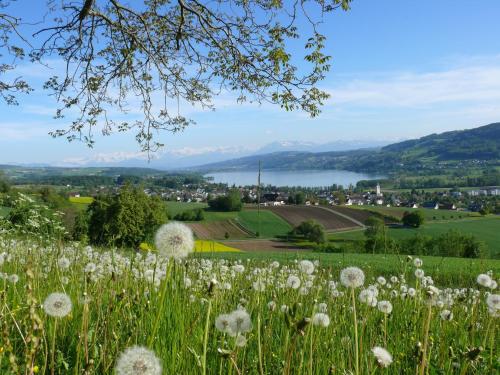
0 237 498 374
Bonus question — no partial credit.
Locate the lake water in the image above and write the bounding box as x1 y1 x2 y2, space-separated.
205 170 385 188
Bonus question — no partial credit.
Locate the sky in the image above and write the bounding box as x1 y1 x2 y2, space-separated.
1 0 500 166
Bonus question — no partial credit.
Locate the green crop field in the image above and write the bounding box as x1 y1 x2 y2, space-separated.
332 217 500 256
348 205 478 221
236 209 292 238
69 196 94 204
166 201 208 216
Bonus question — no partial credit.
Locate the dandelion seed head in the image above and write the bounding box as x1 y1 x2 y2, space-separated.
371 346 393 368
440 309 453 321
312 313 330 327
115 346 162 375
415 269 425 279
340 267 365 288
154 222 194 259
235 334 247 347
298 260 315 275
286 275 301 289
43 292 72 318
413 258 423 268
486 294 500 311
477 274 492 288
377 300 393 314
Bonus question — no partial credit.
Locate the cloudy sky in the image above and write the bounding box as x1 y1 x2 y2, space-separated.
1 0 500 165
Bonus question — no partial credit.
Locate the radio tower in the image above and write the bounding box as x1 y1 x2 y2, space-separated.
257 160 261 237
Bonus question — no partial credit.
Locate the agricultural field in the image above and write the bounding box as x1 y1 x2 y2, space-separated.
332 217 500 257
188 220 252 240
328 205 397 224
236 209 292 238
267 205 361 231
0 235 498 374
194 240 240 252
348 205 479 221
165 201 208 217
68 196 94 204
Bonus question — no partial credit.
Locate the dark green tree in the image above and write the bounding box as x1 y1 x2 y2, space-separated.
87 185 167 247
402 211 425 228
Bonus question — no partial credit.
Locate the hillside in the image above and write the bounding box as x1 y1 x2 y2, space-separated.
193 123 500 173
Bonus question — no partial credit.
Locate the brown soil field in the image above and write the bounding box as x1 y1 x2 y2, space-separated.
222 240 309 252
188 220 251 240
266 206 361 231
327 206 397 224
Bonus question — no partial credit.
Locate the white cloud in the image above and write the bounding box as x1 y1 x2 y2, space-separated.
328 62 500 108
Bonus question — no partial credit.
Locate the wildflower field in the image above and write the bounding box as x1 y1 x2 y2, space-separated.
0 223 498 374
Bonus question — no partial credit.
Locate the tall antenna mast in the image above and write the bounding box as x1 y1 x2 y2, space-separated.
257 160 261 237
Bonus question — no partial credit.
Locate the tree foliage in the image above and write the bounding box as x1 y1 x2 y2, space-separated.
85 184 167 247
208 189 242 211
0 0 351 151
402 211 425 228
291 219 326 244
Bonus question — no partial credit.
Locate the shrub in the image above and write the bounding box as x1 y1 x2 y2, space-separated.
402 211 425 228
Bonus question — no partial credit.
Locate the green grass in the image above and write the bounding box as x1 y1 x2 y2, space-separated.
0 206 10 217
1 237 499 374
236 210 292 238
196 251 500 286
166 201 208 216
349 205 478 221
202 210 239 222
68 196 94 204
332 217 500 256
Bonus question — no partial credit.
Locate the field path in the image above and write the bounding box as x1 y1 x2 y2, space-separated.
314 206 366 229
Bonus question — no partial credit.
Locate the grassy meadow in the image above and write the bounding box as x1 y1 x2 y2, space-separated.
0 236 498 374
332 216 500 257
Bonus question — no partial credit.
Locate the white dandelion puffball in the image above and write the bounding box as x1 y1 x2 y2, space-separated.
477 274 492 288
440 309 453 321
371 346 393 368
228 309 252 336
154 222 194 258
377 276 387 286
215 314 234 335
286 275 301 289
115 346 162 375
359 289 377 307
377 300 393 314
43 292 72 318
235 334 247 348
413 258 423 268
340 267 365 288
415 269 425 279
312 313 330 327
486 294 500 311
299 260 315 275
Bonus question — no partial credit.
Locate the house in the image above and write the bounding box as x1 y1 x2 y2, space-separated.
69 192 80 198
423 202 439 210
375 198 384 205
439 203 456 210
489 189 500 196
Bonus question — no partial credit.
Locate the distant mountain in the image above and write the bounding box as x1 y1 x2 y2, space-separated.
47 140 390 169
192 123 500 173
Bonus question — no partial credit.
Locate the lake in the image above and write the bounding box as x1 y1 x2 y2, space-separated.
205 170 385 188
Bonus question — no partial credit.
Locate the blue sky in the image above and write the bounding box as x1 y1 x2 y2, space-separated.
1 0 500 165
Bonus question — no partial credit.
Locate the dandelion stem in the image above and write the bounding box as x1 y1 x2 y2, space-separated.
351 288 359 375
50 319 57 375
202 298 212 375
419 303 432 375
257 311 264 375
148 260 173 347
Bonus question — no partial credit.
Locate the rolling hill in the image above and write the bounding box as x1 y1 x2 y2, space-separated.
192 122 500 173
